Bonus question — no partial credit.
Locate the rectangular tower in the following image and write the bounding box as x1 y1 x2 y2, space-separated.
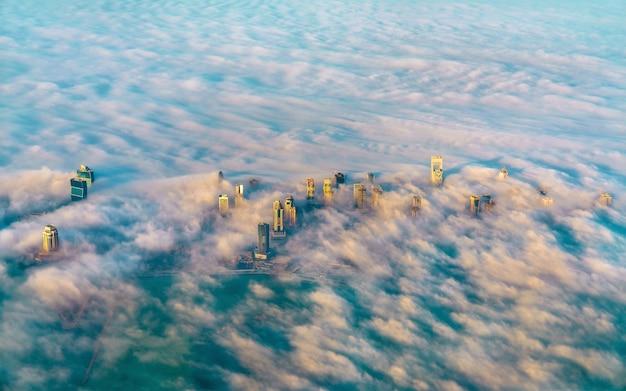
306 178 315 201
371 185 383 208
334 172 345 187
70 178 88 201
542 197 553 208
354 183 366 209
323 178 332 203
218 194 229 214
272 200 286 238
482 194 494 212
42 224 59 253
431 156 444 185
469 195 480 216
411 196 421 218
255 222 270 260
235 184 244 207
367 173 375 183
76 165 94 185
284 195 297 227
499 167 508 179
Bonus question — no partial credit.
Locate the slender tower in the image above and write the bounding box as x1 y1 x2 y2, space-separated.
306 178 315 201
334 172 345 187
482 194 494 212
499 167 508 179
323 178 332 203
284 195 297 227
411 196 421 218
469 195 480 216
354 183 366 209
235 184 244 207
218 194 229 214
431 156 444 185
42 225 59 253
371 185 383 208
600 192 612 206
255 222 270 260
272 200 286 238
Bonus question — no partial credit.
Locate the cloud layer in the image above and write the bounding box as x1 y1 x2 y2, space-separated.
1 0 625 390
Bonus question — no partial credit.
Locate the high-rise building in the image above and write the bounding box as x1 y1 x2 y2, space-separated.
354 183 366 209
272 200 286 238
284 195 297 227
218 171 224 182
482 194 494 212
76 165 94 186
323 178 332 203
218 194 229 214
335 172 345 187
42 224 59 253
255 222 270 260
235 184 244 207
306 178 315 201
469 195 480 216
542 197 553 208
70 178 88 201
371 185 383 208
431 156 444 185
367 172 375 184
600 192 612 206
499 167 508 179
411 196 422 218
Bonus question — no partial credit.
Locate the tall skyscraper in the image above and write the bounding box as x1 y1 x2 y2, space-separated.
306 178 315 201
371 185 383 208
255 222 270 260
354 183 366 209
482 194 494 212
76 165 94 185
469 195 481 216
284 195 297 227
600 192 612 206
499 167 508 179
431 156 444 185
411 196 422 218
235 184 244 207
70 178 88 201
42 224 59 253
542 197 553 208
335 172 345 187
367 172 375 184
218 194 229 214
323 178 332 203
272 200 286 238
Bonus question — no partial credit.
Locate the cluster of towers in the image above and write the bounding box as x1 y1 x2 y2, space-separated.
218 183 245 214
70 165 94 201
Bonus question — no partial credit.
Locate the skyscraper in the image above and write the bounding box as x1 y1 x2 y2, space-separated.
371 185 383 208
235 184 244 207
542 197 553 208
431 156 444 185
284 195 297 227
354 183 366 209
482 194 494 212
76 165 94 185
70 178 88 201
469 195 481 216
335 172 345 187
272 200 286 238
218 194 229 214
42 224 59 253
306 178 315 201
367 172 375 184
499 167 508 179
600 192 612 206
323 178 332 203
255 222 270 260
411 196 421 218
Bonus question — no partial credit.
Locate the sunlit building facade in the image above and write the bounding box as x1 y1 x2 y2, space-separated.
218 194 229 214
323 178 332 203
431 156 443 185
42 224 59 253
76 164 94 185
411 196 421 218
306 178 315 201
354 183 366 209
469 195 480 216
284 195 297 227
235 184 244 207
272 200 286 238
